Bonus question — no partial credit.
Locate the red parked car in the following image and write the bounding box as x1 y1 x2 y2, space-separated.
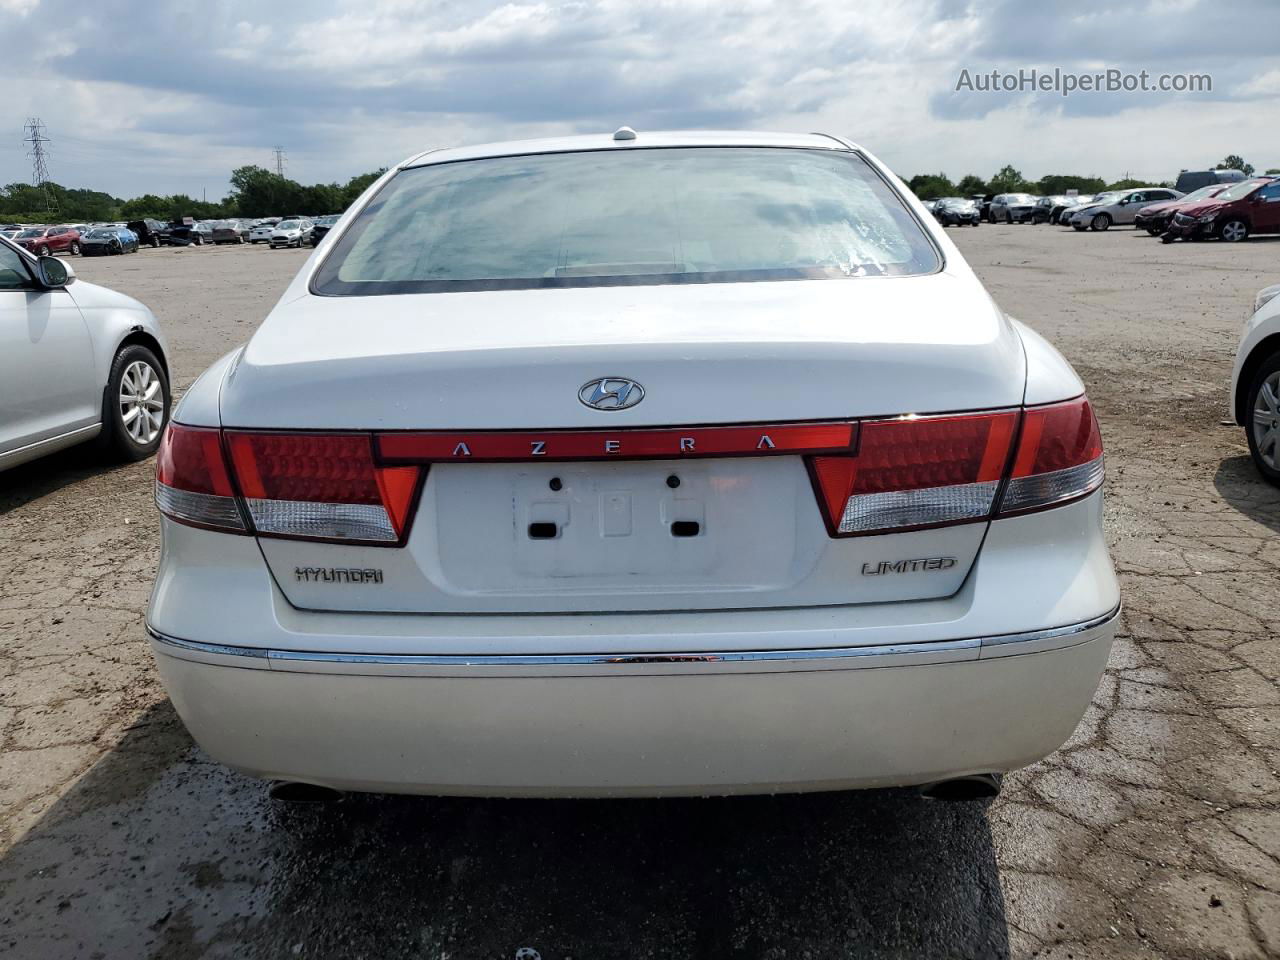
1163 177 1280 243
1133 183 1231 236
12 225 81 256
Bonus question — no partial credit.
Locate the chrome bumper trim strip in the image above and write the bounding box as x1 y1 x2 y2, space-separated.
146 604 1119 669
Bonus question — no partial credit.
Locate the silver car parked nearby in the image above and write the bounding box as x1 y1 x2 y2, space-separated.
0 236 171 470
987 193 1038 223
1067 187 1183 231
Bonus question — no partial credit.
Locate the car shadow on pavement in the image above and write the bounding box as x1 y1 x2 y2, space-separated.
0 699 1009 960
0 444 135 517
1213 454 1280 534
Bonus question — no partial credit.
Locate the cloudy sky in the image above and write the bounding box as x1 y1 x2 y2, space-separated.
3 0 1278 199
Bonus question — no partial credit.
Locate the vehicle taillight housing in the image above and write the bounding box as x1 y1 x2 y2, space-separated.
809 411 1018 535
155 425 246 532
155 398 1101 545
808 396 1103 536
155 427 421 544
225 432 419 543
1000 397 1104 514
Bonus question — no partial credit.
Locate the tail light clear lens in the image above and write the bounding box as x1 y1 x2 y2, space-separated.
224 432 420 543
154 425 247 532
999 397 1103 514
809 412 1017 535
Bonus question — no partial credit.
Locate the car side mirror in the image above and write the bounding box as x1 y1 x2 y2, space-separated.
35 255 74 288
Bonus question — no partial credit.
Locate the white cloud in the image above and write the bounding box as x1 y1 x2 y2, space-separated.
0 0 1276 198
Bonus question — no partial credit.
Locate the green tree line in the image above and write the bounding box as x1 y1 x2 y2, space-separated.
0 166 385 224
906 155 1276 201
6 153 1275 222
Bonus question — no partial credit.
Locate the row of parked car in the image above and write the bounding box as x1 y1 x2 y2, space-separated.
0 214 343 258
1052 177 1280 241
0 222 144 257
245 216 341 248
924 174 1280 242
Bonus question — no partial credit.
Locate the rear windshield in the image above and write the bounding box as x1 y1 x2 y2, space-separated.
312 147 940 295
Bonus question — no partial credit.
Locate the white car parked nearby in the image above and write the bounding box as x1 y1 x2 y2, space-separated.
249 222 276 244
1066 188 1183 231
1230 282 1280 485
0 237 170 470
269 219 313 248
148 129 1119 801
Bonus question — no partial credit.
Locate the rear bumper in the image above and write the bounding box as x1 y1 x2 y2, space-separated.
147 486 1119 796
150 606 1116 797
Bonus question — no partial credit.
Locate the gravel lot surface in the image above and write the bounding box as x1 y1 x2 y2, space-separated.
1 229 1278 959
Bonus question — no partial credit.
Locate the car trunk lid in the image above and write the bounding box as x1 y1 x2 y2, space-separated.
227 272 1026 613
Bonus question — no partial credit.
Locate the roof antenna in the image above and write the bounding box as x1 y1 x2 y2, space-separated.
613 126 637 141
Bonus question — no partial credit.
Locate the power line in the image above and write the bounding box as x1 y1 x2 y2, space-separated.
272 145 287 177
23 117 56 211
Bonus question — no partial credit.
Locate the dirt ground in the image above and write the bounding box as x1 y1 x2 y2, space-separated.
1 228 1277 960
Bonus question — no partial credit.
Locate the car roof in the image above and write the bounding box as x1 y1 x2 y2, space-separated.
400 130 856 169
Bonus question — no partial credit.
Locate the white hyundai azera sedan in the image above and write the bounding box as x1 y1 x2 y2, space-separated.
147 130 1119 800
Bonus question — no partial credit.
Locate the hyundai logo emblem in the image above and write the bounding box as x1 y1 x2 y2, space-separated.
579 377 645 411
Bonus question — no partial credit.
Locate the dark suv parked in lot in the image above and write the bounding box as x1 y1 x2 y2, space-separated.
1163 177 1280 243
127 219 168 247
166 221 212 246
1174 168 1246 193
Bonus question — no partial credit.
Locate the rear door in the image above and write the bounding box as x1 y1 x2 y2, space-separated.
0 244 98 454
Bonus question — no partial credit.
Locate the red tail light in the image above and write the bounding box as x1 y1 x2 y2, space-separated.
224 432 420 543
154 425 246 532
809 412 1018 536
155 400 1099 545
999 397 1103 514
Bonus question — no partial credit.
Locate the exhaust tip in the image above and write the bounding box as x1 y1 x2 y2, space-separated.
268 781 345 804
919 773 1002 802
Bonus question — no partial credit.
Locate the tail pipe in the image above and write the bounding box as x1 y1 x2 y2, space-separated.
268 781 345 804
919 773 1002 801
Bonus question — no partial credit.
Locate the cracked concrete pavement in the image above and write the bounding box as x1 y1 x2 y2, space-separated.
1 229 1278 958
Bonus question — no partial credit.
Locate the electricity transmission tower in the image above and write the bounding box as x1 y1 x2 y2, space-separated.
272 146 287 177
23 117 56 211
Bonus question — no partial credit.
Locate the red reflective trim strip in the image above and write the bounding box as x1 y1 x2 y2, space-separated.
809 456 858 528
1010 397 1102 478
1012 414 1045 478
374 466 421 536
376 423 856 462
977 413 1018 482
155 424 235 497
